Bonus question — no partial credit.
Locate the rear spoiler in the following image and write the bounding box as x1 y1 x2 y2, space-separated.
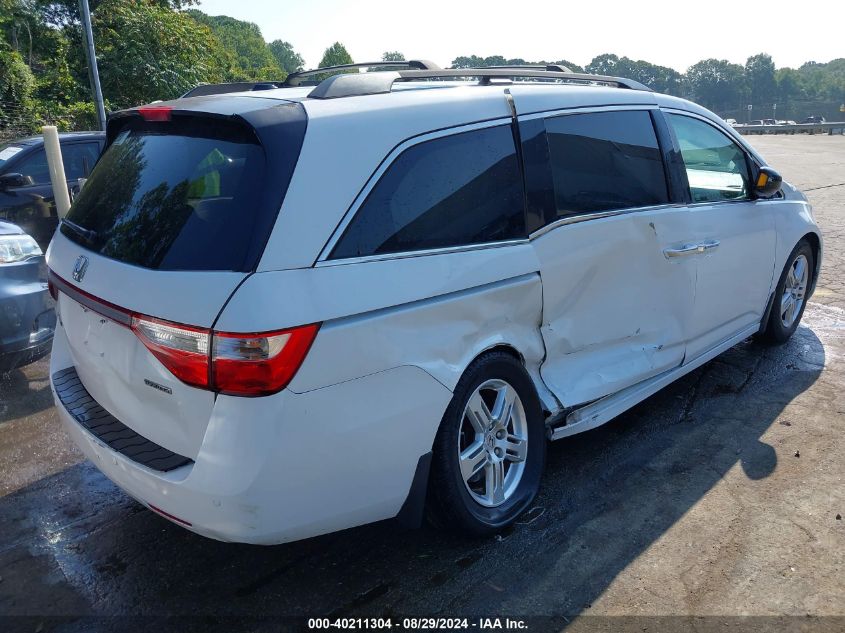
180 82 285 98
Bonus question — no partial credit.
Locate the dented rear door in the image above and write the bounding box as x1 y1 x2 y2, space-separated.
519 107 695 407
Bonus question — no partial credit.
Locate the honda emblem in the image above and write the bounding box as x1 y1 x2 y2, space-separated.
72 255 89 282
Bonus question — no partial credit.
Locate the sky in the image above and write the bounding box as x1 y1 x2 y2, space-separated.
197 0 842 72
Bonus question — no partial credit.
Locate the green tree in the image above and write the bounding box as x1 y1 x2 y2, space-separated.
819 59 845 102
30 0 198 28
449 55 584 72
186 11 282 80
685 58 746 113
365 50 406 72
93 0 234 108
268 39 304 74
776 67 802 104
551 59 583 72
314 42 355 80
585 53 619 75
320 42 353 68
0 47 37 134
618 58 683 95
797 59 845 102
582 54 682 93
745 53 777 107
451 55 484 68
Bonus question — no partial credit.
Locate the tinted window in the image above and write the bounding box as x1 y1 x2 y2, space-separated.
330 125 525 259
62 118 269 271
667 114 750 203
15 149 50 185
62 142 101 180
544 110 669 220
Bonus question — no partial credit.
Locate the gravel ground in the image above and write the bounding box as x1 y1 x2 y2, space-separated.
0 134 843 633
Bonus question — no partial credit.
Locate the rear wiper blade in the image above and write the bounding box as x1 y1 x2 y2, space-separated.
61 218 98 244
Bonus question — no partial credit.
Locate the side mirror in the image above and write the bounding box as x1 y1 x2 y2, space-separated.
753 166 783 198
0 172 33 190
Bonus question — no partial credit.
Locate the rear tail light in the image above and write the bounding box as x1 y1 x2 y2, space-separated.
48 278 58 301
131 316 210 389
131 315 319 396
50 271 320 396
212 325 320 396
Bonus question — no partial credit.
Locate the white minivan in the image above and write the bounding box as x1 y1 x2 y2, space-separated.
47 63 821 544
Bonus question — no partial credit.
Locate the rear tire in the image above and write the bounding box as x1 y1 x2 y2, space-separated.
426 351 545 537
759 240 814 345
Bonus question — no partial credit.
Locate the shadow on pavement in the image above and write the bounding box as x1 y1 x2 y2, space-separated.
0 325 826 632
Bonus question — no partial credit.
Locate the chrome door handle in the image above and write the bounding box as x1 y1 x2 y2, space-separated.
663 240 720 258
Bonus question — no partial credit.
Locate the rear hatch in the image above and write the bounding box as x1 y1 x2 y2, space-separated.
48 98 306 460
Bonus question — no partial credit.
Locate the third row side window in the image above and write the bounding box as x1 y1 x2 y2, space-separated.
330 124 525 259
544 110 669 220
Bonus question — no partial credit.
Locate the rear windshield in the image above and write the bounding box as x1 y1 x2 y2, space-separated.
61 117 270 271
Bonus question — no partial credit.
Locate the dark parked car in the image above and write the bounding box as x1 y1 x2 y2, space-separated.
0 220 54 371
801 116 826 124
0 132 105 249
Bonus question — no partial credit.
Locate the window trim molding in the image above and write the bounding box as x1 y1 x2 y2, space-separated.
528 202 680 240
314 238 531 268
519 103 658 123
316 117 518 263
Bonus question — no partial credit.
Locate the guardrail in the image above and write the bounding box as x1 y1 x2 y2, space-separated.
735 122 845 135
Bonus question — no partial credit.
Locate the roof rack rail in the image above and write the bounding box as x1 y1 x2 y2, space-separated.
179 60 443 98
308 67 652 99
283 60 442 87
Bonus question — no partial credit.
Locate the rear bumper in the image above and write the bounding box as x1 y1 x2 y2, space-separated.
50 324 451 544
0 332 53 371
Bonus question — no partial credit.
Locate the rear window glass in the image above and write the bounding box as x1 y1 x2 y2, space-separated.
330 125 525 259
544 110 669 219
61 118 268 271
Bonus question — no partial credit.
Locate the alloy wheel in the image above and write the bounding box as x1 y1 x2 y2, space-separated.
457 378 528 507
780 253 809 328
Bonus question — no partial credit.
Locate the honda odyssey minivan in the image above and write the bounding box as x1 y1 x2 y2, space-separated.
47 62 821 544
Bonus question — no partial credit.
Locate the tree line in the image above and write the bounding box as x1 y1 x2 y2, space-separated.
454 53 844 121
1 0 842 139
1 0 310 135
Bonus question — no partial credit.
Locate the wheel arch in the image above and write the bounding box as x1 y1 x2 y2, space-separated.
462 342 558 416
396 345 538 531
474 343 525 365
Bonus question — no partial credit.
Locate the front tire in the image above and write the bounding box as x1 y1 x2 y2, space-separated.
760 240 814 344
426 351 545 537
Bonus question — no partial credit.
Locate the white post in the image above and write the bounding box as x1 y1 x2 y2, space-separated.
42 126 72 219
